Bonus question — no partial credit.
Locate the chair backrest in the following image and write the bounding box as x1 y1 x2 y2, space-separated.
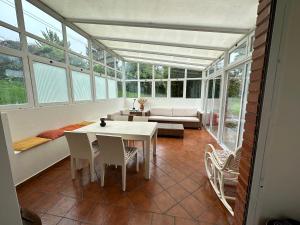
65 132 93 159
132 116 148 122
226 147 242 171
96 135 125 165
113 115 129 121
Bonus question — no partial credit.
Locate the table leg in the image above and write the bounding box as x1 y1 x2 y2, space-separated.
153 130 157 156
144 137 151 179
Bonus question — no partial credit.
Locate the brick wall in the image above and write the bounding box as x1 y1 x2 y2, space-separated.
232 0 276 224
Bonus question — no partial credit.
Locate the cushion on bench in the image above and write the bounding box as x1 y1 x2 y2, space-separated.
149 116 199 122
13 137 51 152
150 108 173 116
37 129 64 140
172 108 198 117
77 121 95 127
60 124 82 131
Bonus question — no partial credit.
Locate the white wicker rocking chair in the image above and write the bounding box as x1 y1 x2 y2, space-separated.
204 144 242 215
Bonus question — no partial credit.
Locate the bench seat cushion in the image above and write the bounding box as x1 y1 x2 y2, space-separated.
13 137 51 152
149 116 199 122
60 124 82 131
37 129 64 140
150 108 173 116
77 121 95 127
172 108 198 117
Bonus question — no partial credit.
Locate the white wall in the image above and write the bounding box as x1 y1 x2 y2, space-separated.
1 99 124 185
125 98 203 111
247 1 300 223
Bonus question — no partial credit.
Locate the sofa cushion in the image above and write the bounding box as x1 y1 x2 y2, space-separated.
172 108 198 117
37 129 64 140
60 124 82 131
149 116 199 122
150 108 173 116
13 137 51 152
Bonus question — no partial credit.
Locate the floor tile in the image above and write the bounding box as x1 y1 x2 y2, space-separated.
57 218 81 225
152 191 177 212
179 178 200 193
175 217 199 225
166 204 192 219
47 196 77 217
40 214 62 225
180 195 205 219
128 210 152 225
152 214 174 225
166 184 190 203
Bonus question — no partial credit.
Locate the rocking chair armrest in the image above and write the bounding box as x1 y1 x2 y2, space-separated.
205 144 216 153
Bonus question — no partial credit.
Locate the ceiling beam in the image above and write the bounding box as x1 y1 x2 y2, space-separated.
122 55 207 67
111 48 217 61
93 36 226 51
66 18 249 34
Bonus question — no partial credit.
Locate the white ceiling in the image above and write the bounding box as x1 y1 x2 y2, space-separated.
41 0 258 69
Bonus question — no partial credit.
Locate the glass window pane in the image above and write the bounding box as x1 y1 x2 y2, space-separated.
171 81 183 97
22 0 63 46
93 63 105 75
187 70 202 78
0 53 27 105
117 81 123 97
186 80 201 98
69 53 89 70
108 79 117 99
71 71 92 101
208 68 214 75
0 0 18 27
126 81 138 98
204 79 214 128
207 79 214 98
216 59 224 71
106 52 115 68
27 37 65 62
222 66 244 150
154 65 168 79
125 62 137 80
91 44 105 63
107 67 115 78
170 68 185 79
211 78 221 137
155 81 167 97
116 71 123 79
116 59 123 71
229 42 247 64
33 62 68 103
0 26 20 49
140 81 152 97
95 75 106 100
66 27 88 56
139 63 152 79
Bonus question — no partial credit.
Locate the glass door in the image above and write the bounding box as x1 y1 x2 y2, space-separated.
211 77 221 138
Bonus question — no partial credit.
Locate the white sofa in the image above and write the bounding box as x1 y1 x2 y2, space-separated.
147 108 202 129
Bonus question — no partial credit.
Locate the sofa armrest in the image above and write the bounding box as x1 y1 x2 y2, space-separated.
144 110 150 116
197 111 203 128
107 112 121 120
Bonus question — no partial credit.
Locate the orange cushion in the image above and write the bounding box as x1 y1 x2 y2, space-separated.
13 137 51 152
77 121 95 127
37 129 64 140
60 124 82 131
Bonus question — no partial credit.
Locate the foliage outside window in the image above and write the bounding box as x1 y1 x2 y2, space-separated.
93 63 105 75
187 69 202 78
0 53 27 105
116 71 122 79
229 42 247 64
69 53 89 70
117 81 123 97
140 81 152 97
154 65 168 79
33 62 68 104
139 63 152 79
170 68 185 79
186 80 201 98
107 67 115 78
0 0 18 27
116 59 123 71
95 75 106 100
66 27 89 56
27 37 65 62
91 44 105 64
171 81 183 97
71 71 92 101
155 81 167 97
126 81 138 98
106 52 115 68
125 62 137 80
0 26 20 50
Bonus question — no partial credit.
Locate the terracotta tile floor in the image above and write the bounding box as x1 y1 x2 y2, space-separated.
17 129 234 225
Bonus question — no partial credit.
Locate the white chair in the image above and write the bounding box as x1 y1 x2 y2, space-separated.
96 134 139 191
204 144 242 215
112 115 129 121
65 132 100 182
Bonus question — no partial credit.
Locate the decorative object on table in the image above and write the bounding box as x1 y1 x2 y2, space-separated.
132 98 136 110
137 98 147 111
100 118 106 127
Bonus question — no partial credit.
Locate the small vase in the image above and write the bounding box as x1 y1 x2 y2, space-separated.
140 104 144 111
100 118 106 127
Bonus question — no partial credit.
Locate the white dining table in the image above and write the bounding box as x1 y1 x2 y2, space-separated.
74 120 158 179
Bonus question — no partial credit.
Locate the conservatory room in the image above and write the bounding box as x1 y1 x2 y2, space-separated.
0 0 283 225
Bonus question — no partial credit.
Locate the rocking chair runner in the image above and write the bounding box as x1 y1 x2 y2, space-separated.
204 144 242 215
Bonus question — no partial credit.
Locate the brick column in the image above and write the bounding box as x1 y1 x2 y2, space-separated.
232 0 276 224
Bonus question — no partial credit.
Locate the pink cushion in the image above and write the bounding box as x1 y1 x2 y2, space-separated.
37 129 64 140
